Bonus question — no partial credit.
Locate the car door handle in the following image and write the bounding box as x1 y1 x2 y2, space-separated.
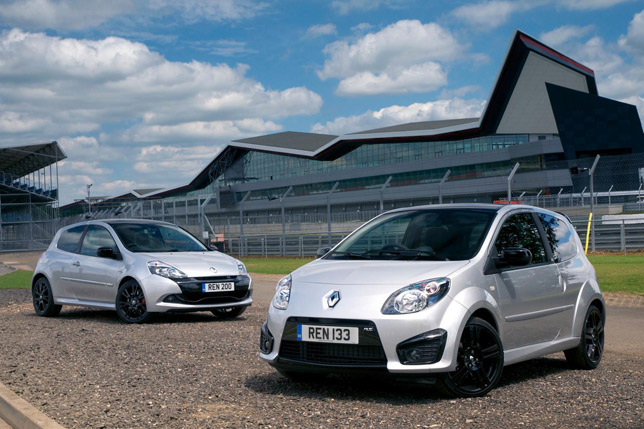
72 261 81 267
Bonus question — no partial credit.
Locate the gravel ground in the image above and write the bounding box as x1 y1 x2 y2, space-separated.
0 289 643 429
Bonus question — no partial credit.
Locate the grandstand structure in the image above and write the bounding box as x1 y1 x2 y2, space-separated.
0 142 65 251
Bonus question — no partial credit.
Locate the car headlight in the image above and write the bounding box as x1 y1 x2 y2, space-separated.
147 260 187 279
381 278 450 314
237 262 247 275
272 274 292 310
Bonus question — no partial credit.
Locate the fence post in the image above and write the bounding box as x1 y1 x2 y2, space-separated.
299 235 303 257
621 220 626 255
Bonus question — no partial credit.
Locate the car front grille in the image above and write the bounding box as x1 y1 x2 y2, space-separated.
166 275 251 304
279 340 387 366
278 317 387 367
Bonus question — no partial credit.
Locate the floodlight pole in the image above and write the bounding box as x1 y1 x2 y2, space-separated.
589 154 600 252
557 188 564 207
280 186 293 256
86 184 93 217
327 182 339 246
507 163 520 204
380 176 392 212
239 191 251 256
439 169 451 204
608 185 613 206
536 189 543 207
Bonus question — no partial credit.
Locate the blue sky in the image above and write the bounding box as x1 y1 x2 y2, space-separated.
0 0 643 204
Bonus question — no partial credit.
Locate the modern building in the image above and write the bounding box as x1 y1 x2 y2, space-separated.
63 30 644 230
0 142 65 251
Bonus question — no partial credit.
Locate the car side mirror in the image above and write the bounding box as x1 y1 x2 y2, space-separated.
316 247 331 258
497 247 532 267
208 245 219 252
97 247 120 260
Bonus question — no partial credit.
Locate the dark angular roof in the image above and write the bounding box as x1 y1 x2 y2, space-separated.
0 142 66 177
351 118 480 135
233 131 338 153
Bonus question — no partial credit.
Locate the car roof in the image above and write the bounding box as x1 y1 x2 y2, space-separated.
62 218 176 229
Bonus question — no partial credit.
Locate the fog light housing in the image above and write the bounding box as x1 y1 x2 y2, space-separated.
396 329 447 365
260 322 274 354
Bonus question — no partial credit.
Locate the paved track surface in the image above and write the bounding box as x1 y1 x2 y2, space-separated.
0 277 642 428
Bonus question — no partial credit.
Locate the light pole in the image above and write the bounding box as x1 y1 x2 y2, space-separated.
507 163 520 204
439 169 451 204
86 184 93 217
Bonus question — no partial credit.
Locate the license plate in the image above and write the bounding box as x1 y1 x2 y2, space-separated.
297 324 359 344
202 282 235 292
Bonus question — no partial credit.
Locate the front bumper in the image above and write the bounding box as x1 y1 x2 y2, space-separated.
260 293 467 374
142 274 253 312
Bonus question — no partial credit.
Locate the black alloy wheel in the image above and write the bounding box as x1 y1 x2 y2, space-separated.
440 317 504 397
211 306 247 319
32 277 62 317
116 280 151 323
564 304 604 369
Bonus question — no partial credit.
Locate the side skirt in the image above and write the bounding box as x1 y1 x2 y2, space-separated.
55 298 116 310
504 337 580 366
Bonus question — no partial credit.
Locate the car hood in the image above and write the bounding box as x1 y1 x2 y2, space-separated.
291 259 470 286
139 251 239 277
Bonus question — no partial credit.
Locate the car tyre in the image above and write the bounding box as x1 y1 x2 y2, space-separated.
211 306 247 318
32 277 62 317
115 280 151 324
439 317 504 398
564 304 604 369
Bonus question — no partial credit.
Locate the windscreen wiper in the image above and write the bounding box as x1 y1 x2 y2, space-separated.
328 251 371 259
377 249 445 261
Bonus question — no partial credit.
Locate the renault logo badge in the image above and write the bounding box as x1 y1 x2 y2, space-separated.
327 291 341 308
209 267 218 273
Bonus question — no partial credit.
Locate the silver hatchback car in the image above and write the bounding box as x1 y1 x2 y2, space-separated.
32 219 252 323
260 204 605 397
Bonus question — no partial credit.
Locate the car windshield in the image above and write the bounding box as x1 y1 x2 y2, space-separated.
109 223 208 253
327 208 497 261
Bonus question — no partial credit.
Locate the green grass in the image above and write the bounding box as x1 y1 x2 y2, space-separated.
587 254 644 296
240 257 314 275
1 255 642 296
0 270 33 289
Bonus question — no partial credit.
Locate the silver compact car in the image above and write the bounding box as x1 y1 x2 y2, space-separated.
260 204 605 397
32 219 251 323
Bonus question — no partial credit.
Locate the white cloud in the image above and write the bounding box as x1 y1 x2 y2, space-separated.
0 29 322 145
59 161 112 175
119 119 281 143
0 0 267 31
558 0 632 10
318 20 464 96
311 98 486 135
187 40 258 57
540 25 595 47
57 136 124 161
619 9 644 55
0 0 133 31
336 62 447 96
451 1 528 30
305 24 337 39
331 0 404 15
132 144 223 186
148 0 268 23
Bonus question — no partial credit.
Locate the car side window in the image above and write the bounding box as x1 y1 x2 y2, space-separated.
494 213 547 265
57 226 85 253
537 213 578 262
80 225 118 257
